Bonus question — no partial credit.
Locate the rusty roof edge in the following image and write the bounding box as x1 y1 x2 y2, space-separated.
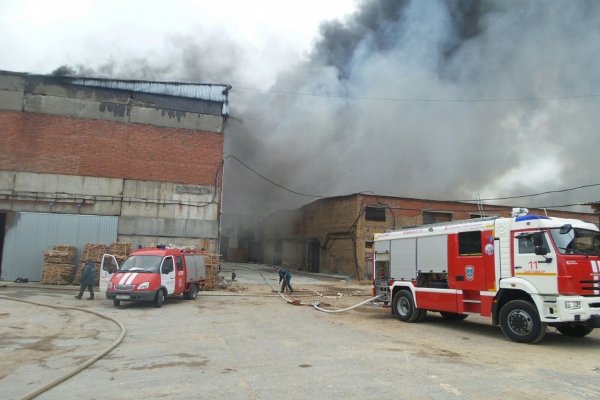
70 78 231 101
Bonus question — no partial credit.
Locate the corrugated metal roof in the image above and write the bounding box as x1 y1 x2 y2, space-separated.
70 77 231 116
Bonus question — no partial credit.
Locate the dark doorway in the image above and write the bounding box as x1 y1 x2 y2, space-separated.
273 239 282 265
307 240 320 273
0 212 5 277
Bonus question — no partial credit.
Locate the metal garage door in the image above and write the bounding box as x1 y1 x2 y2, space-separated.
1 212 117 282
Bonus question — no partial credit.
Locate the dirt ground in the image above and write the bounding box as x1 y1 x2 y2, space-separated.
1 263 600 399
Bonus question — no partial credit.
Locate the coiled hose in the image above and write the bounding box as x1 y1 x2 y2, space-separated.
0 295 126 400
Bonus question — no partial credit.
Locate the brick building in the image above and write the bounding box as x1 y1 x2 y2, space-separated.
261 193 598 278
0 70 230 281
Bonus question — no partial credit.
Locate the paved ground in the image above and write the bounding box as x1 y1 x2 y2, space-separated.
1 262 600 400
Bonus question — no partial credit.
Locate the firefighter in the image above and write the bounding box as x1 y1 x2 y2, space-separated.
278 267 293 293
75 259 95 300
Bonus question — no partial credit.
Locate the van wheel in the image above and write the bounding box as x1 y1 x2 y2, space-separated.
440 312 468 321
154 290 165 308
393 290 421 323
499 300 546 343
184 284 198 300
557 324 594 337
113 299 120 307
188 284 198 300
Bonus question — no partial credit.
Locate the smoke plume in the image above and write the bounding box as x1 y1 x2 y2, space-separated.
225 0 600 215
50 0 600 217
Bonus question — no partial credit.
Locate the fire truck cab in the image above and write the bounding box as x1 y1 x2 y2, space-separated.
373 210 600 343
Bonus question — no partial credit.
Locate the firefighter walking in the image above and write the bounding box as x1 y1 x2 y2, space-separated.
75 259 95 300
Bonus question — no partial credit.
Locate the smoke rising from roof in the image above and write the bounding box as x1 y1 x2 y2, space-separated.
225 0 600 215
50 0 600 217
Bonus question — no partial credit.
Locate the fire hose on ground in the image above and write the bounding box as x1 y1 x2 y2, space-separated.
0 294 126 400
257 271 383 312
311 294 384 313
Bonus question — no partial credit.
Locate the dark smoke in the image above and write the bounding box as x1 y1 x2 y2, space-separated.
50 0 600 218
225 0 600 216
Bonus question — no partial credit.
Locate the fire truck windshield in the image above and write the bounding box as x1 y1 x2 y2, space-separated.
550 227 600 256
120 255 163 272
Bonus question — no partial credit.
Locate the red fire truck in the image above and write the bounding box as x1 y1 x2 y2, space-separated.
100 247 206 308
373 209 600 343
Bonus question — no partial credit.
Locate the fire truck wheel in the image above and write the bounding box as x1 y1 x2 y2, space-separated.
393 290 421 323
440 312 468 321
113 299 120 307
499 300 546 343
154 290 165 308
187 284 198 300
557 324 594 337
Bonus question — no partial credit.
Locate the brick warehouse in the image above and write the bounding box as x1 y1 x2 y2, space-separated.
0 70 230 281
260 193 598 278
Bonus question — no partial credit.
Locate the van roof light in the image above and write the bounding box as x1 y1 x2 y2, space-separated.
512 207 529 217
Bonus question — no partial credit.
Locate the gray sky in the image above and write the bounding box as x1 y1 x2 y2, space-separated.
2 0 599 216
0 0 356 87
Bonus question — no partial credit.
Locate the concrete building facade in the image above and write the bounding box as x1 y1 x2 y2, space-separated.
0 70 230 281
261 193 598 278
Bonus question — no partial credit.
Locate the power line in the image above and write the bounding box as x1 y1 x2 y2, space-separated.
224 154 325 198
453 183 600 202
232 85 600 103
224 154 598 208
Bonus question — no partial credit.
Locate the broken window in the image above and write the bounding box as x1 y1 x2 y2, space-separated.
423 211 452 224
365 206 386 221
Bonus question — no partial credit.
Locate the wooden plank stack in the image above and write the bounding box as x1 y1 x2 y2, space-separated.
109 242 132 264
41 245 76 285
203 253 221 290
72 242 133 285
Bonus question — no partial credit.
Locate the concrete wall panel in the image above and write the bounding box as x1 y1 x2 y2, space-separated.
130 106 223 133
118 235 217 251
0 90 23 111
0 170 16 191
13 172 123 196
24 94 130 123
26 78 130 103
0 73 25 91
21 93 224 132
0 171 123 215
118 216 218 238
121 180 217 220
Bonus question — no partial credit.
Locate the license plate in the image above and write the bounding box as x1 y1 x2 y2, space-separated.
116 294 130 300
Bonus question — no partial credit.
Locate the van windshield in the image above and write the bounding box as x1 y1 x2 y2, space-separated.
550 228 600 256
120 255 163 272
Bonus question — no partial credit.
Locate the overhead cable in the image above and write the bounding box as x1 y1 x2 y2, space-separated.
224 153 598 209
224 154 325 198
232 85 600 103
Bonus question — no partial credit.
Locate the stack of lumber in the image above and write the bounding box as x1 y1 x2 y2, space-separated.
109 242 132 264
41 245 76 285
73 243 107 286
203 253 221 290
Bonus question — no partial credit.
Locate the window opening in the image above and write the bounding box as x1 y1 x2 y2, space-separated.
365 206 386 221
459 231 482 255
